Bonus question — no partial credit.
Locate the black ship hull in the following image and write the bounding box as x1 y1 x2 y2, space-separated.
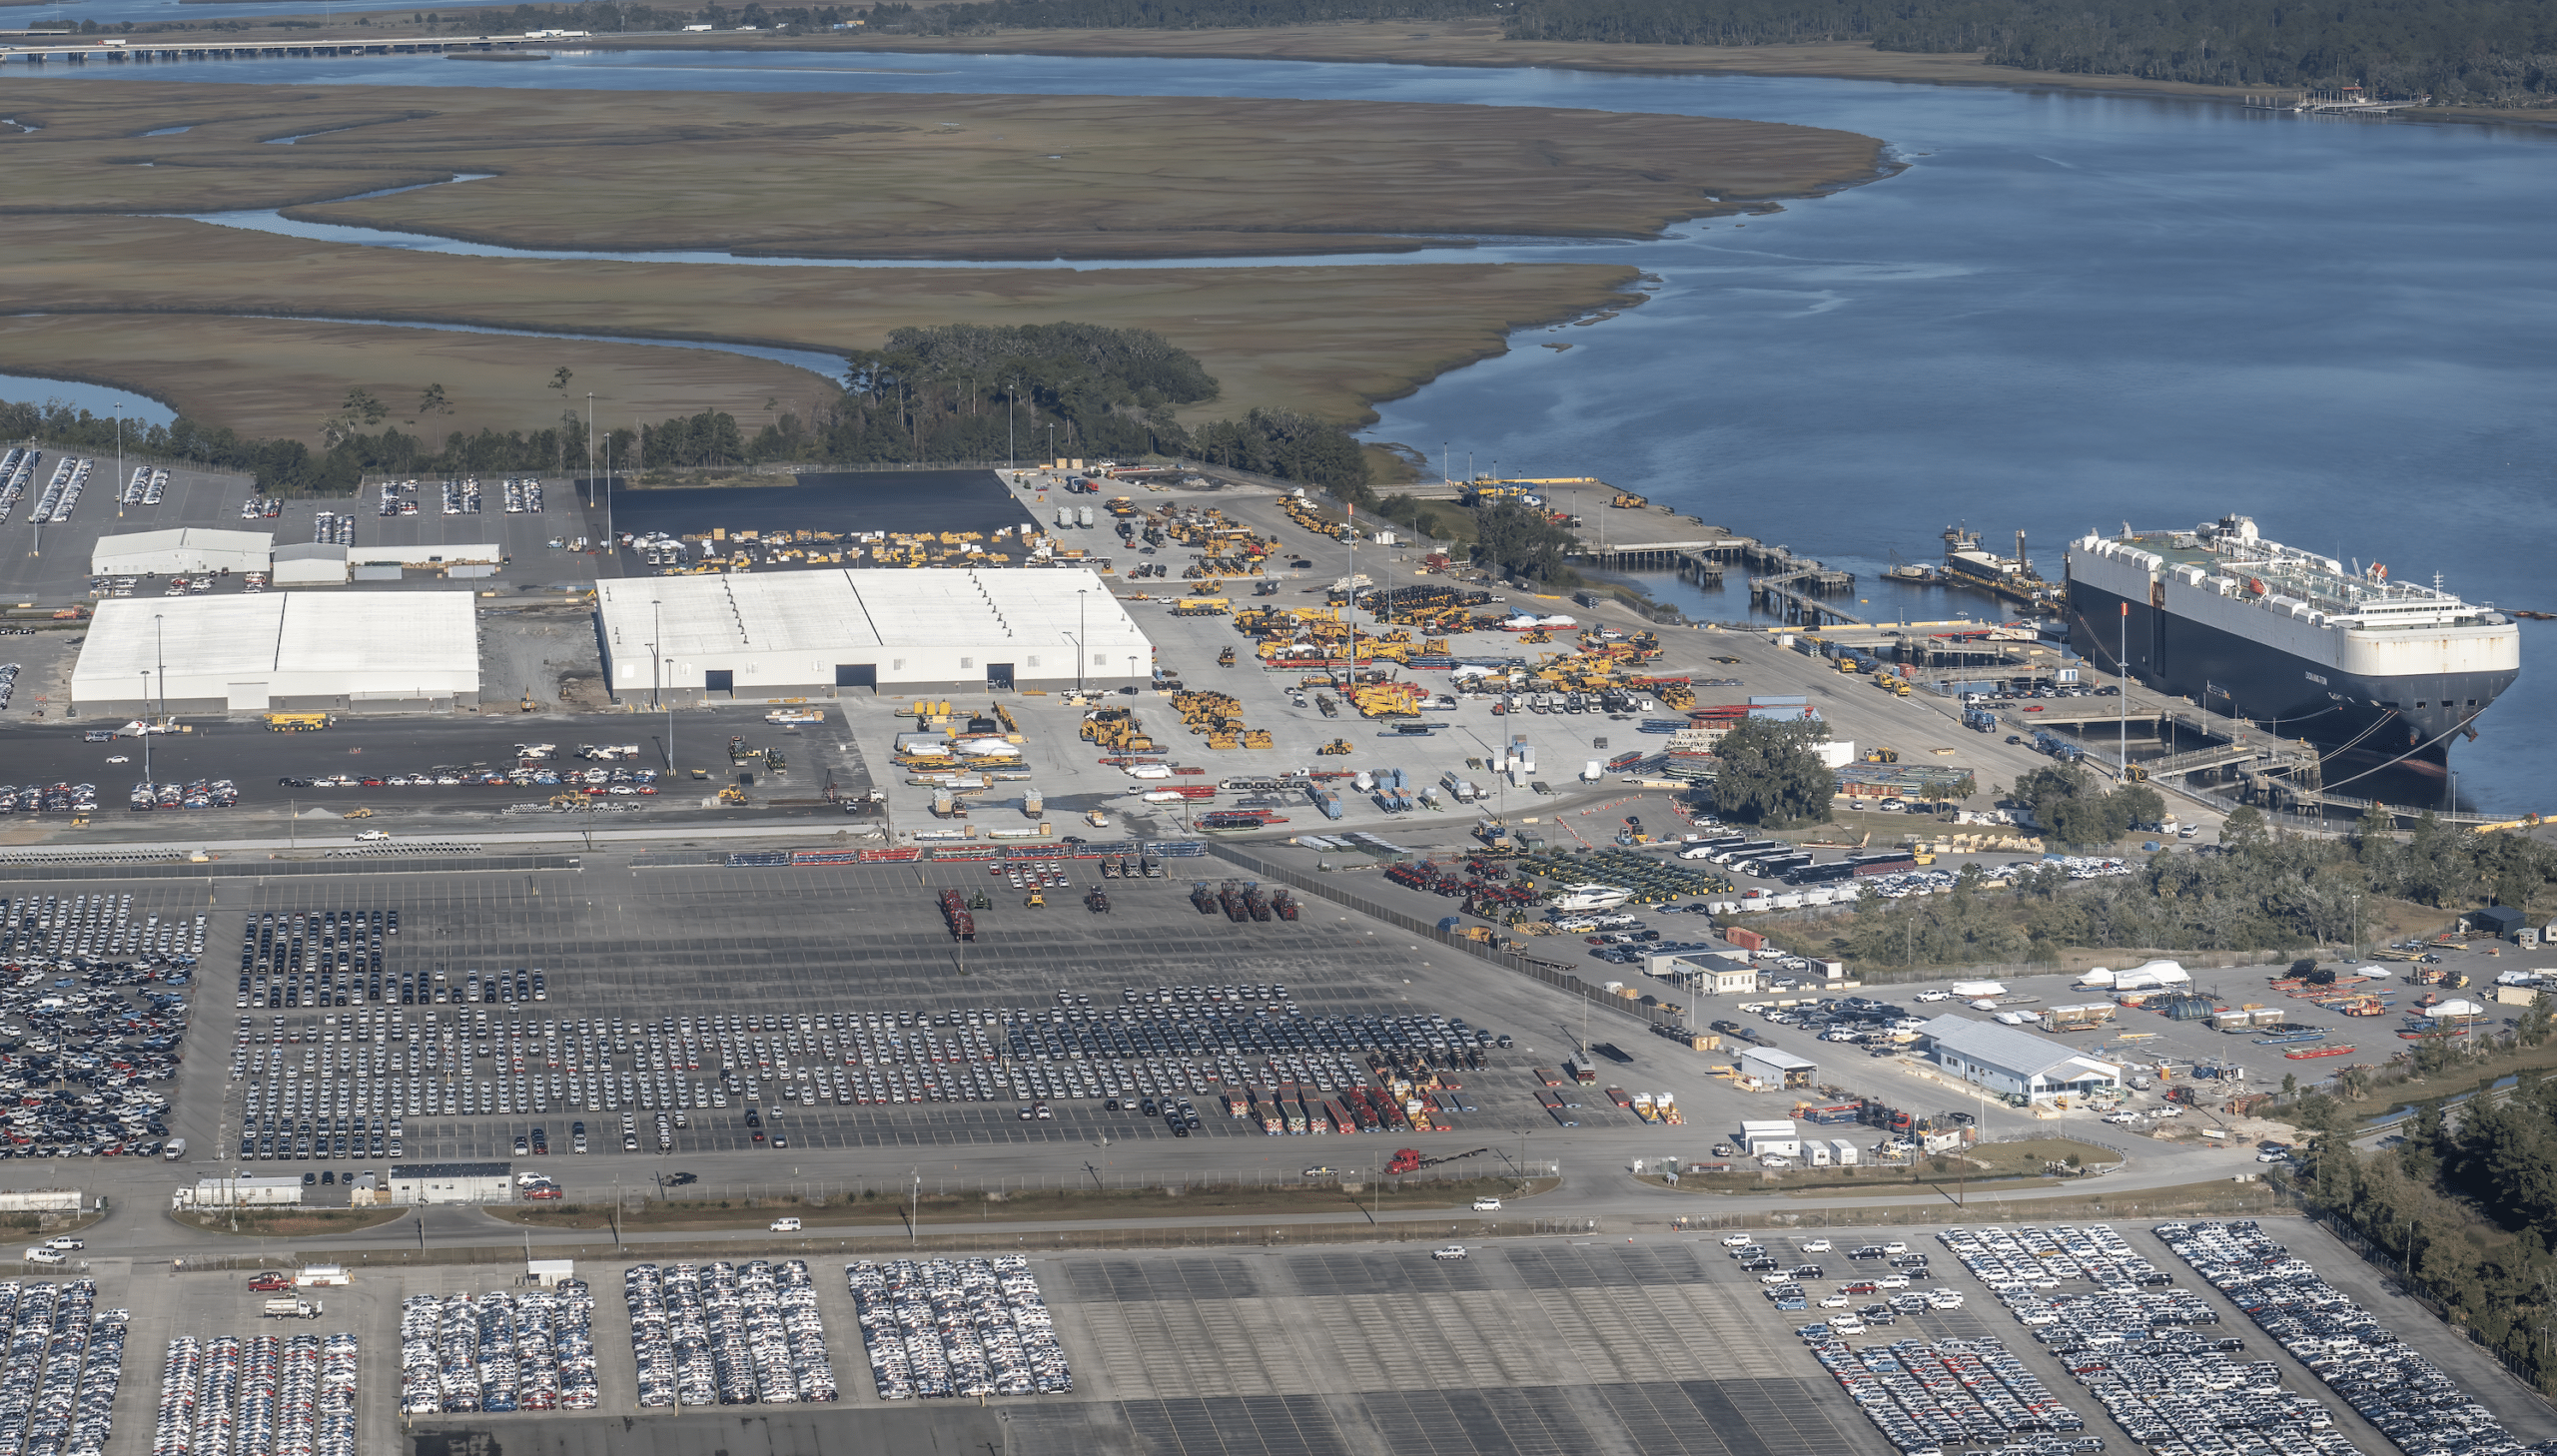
2064 580 2516 766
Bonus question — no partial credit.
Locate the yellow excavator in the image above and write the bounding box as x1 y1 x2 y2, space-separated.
717 785 747 806
1025 887 1046 908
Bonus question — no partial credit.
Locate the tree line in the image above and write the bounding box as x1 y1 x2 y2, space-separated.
1498 0 2557 106
1808 807 2557 970
0 323 1373 498
2294 1030 2557 1397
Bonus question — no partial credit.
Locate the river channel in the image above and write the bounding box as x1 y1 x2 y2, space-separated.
17 48 2557 808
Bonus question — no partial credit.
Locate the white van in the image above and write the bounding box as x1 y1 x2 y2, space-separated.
768 1216 802 1233
23 1247 65 1266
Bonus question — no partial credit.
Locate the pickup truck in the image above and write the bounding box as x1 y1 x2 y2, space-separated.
247 1271 293 1292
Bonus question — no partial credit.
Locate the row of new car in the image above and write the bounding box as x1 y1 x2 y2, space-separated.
129 780 239 812
622 1261 836 1407
278 767 663 789
3 1278 125 1456
1799 1331 2091 1456
26 455 90 525
2156 1220 2557 1456
0 663 16 712
310 512 356 547
117 468 167 508
0 900 188 1157
503 477 544 513
0 448 38 518
1934 1224 2173 1292
398 1289 598 1414
848 1257 1070 1400
1999 1280 2354 1456
154 1331 348 1456
239 496 285 519
0 785 99 816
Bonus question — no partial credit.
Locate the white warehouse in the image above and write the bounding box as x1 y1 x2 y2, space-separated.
91 527 274 578
70 592 481 716
596 568 1154 702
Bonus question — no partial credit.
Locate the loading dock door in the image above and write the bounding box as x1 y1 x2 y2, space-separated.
986 663 1015 691
704 669 735 697
835 664 877 690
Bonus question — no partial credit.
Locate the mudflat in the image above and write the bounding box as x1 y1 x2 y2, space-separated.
0 78 1883 260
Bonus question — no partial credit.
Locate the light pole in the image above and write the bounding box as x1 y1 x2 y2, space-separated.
910 1167 920 1245
114 403 123 519
153 613 167 725
1045 422 1056 467
585 393 595 506
138 672 151 786
1075 589 1088 695
2119 600 2130 777
648 600 662 710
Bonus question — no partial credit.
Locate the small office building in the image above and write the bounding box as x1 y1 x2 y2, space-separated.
1736 1118 1803 1156
1917 1014 2121 1103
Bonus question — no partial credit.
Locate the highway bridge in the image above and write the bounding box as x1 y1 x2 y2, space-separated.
0 31 586 63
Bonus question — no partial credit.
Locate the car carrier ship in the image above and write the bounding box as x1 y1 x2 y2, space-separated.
2065 516 2518 767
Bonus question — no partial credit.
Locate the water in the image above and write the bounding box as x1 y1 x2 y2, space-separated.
20 48 2557 806
0 373 175 425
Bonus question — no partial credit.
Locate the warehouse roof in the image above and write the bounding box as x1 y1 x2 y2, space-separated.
388 1162 512 1178
597 568 1150 660
91 526 274 563
271 542 348 563
1916 1014 2118 1080
71 593 477 696
1738 1048 1816 1072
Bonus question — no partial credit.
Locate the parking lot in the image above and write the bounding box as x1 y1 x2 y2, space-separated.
68 1207 2557 1456
156 854 1736 1186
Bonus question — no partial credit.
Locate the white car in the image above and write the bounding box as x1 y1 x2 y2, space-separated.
1928 1290 1965 1309
1759 1271 1796 1285
1830 1316 1864 1334
2255 1150 2290 1163
1722 1232 1756 1247
1877 1274 1911 1289
1472 1197 1503 1211
1819 1292 1850 1308
104 755 128 764
1881 1241 1908 1254
1800 1238 1833 1253
356 830 391 842
43 1237 82 1252
769 1217 802 1233
1432 1245 1469 1261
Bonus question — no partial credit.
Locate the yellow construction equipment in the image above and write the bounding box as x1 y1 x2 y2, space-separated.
1863 747 1901 764
342 808 374 820
1242 729 1274 750
717 786 746 806
1218 646 1237 667
1025 887 1046 908
263 712 333 732
1609 491 1648 509
1316 739 1353 756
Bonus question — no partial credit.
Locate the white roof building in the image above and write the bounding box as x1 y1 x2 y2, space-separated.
70 592 480 715
91 527 273 578
596 568 1154 701
1916 1014 2121 1102
269 542 350 586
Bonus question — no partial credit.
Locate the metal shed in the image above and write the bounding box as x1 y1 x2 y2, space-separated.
1739 1047 1818 1091
386 1160 513 1205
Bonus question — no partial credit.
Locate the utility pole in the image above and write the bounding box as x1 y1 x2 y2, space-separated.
114 403 123 519
1075 589 1088 695
139 673 152 786
585 393 595 507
